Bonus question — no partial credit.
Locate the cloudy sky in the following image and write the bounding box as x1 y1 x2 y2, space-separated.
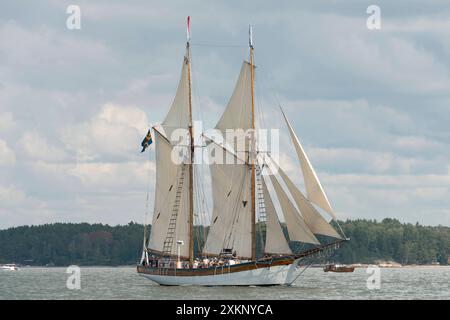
1 1 449 229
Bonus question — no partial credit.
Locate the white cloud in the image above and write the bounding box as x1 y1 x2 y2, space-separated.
0 184 53 228
0 139 16 166
307 147 442 174
62 104 149 161
0 112 16 132
19 131 67 162
384 17 450 39
393 135 443 151
320 168 450 188
69 161 154 190
61 2 171 22
282 99 414 148
1 2 450 228
0 21 115 70
0 184 31 208
284 12 450 95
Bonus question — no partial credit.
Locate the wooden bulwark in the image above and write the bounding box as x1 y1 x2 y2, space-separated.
137 256 294 277
137 239 346 277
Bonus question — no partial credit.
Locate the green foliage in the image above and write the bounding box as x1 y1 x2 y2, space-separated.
0 222 145 266
333 219 450 265
0 219 448 266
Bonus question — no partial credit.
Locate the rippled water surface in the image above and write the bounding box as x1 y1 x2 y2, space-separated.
1 266 449 299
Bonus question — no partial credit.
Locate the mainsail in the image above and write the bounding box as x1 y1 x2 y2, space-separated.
161 54 190 140
281 109 337 220
203 61 255 259
203 157 253 258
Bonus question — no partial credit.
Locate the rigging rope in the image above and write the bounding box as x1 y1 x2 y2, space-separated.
287 241 342 286
287 260 313 286
191 42 247 48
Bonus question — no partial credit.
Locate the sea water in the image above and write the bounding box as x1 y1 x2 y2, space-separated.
0 266 449 300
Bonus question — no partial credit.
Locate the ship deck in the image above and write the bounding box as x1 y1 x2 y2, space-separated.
137 239 346 277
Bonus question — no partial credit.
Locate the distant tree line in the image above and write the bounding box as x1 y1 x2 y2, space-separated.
0 219 448 266
0 222 144 266
333 218 450 265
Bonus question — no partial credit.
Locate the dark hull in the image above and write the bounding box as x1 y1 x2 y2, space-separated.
323 265 355 273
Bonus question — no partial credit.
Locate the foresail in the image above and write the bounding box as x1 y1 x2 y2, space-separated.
203 148 253 258
269 174 320 245
281 110 336 220
148 131 190 257
261 176 292 254
161 53 190 140
278 167 342 239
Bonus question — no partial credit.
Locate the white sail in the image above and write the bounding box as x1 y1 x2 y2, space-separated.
278 167 341 239
203 61 255 259
161 53 190 140
148 130 190 257
269 174 320 245
203 149 253 258
216 61 253 134
148 47 192 258
261 176 292 255
137 24 349 287
281 110 336 220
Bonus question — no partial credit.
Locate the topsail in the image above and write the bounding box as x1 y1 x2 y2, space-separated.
161 51 191 140
216 61 253 133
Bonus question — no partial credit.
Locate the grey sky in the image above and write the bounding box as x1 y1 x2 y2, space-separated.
1 1 449 228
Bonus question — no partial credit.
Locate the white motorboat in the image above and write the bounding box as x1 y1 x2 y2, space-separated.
1 264 19 271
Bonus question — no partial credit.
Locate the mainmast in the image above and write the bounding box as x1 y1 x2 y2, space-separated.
249 25 256 261
186 16 195 267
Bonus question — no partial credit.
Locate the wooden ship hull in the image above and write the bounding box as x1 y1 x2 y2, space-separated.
137 258 300 286
323 265 355 273
138 240 345 286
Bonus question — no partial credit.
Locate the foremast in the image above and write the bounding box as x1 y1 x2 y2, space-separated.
145 16 196 263
249 26 257 261
186 16 195 267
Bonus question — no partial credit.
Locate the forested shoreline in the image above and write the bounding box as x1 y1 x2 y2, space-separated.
0 219 448 266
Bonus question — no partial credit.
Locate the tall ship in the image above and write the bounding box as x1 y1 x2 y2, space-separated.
137 17 348 286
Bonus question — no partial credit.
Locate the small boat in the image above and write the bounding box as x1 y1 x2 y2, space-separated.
0 264 19 271
323 264 354 273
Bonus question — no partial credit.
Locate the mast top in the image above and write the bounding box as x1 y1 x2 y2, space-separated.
186 16 191 44
248 25 253 49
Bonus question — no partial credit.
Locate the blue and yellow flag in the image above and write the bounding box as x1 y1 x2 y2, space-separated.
141 129 152 152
